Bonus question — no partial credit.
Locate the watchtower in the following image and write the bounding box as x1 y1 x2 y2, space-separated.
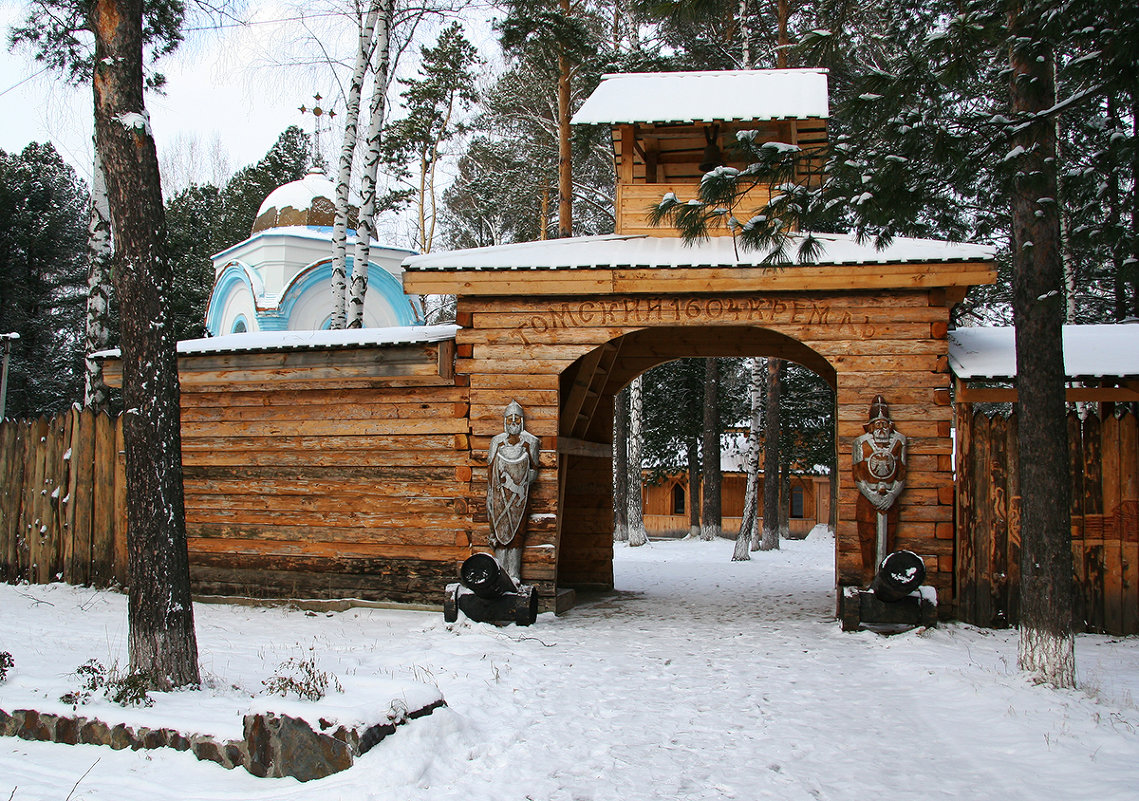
571 69 829 236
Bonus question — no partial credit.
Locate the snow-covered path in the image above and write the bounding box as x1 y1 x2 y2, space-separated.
2 530 1139 801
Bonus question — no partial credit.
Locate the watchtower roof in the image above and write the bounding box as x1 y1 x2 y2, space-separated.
571 69 829 126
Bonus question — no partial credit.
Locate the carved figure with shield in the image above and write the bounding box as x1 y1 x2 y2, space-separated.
486 400 540 581
852 395 908 570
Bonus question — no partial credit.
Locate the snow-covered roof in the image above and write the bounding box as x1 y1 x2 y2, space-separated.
571 70 829 126
948 324 1139 379
402 233 995 272
91 325 458 360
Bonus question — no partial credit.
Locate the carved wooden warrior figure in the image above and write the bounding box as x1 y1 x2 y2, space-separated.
486 400 540 581
852 395 907 513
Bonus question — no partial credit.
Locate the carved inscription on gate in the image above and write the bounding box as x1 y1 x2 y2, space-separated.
511 296 877 343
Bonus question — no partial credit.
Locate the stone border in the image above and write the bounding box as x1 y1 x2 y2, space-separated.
0 699 446 782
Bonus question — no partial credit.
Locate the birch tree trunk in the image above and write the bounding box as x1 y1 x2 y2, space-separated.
347 0 395 328
83 147 113 412
759 358 782 551
613 386 629 542
1008 1 1075 688
734 358 762 560
627 375 647 547
92 0 199 689
738 0 751 68
330 0 381 330
700 358 721 541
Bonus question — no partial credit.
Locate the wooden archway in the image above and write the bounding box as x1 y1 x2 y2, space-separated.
405 252 994 613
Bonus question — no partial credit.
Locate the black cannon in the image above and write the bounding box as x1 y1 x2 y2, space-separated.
443 553 539 626
840 550 937 633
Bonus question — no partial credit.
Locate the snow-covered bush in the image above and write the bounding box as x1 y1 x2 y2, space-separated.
262 651 343 702
60 659 153 708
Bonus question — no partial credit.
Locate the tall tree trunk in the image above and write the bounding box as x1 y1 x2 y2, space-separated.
1104 96 1128 321
738 0 752 69
686 438 701 539
92 0 198 689
348 0 395 328
1008 2 1075 688
778 458 791 538
700 358 721 540
1130 87 1139 318
776 0 789 68
83 147 113 412
613 386 629 542
331 0 381 330
759 358 782 551
556 0 573 237
734 358 762 560
627 375 648 546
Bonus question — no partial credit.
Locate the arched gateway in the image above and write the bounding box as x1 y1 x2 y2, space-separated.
403 230 995 611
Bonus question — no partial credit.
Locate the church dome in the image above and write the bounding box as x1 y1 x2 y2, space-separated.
251 168 355 234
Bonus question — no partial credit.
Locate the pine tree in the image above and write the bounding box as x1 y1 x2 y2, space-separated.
91 0 198 689
383 22 479 254
0 143 89 417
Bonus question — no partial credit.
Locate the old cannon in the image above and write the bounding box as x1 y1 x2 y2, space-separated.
840 550 937 633
443 552 539 626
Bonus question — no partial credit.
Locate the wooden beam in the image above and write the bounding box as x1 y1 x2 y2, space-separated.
556 437 612 458
620 125 635 185
406 261 998 297
956 385 1139 404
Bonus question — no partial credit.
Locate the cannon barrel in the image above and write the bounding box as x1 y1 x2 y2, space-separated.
460 552 520 599
443 553 538 626
871 550 926 603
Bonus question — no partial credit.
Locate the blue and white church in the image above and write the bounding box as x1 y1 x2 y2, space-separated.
204 169 422 335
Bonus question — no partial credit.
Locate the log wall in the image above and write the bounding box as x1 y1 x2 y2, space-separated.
0 410 127 587
172 342 473 604
956 410 1139 635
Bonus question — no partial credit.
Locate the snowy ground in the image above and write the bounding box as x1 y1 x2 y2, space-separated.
2 528 1139 801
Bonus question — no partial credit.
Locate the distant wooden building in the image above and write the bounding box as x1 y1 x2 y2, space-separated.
640 469 832 539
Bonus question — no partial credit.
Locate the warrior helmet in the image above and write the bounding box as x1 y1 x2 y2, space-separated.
504 400 524 420
869 395 890 422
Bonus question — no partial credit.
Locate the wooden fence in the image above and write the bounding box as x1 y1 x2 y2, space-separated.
957 410 1139 635
0 410 127 587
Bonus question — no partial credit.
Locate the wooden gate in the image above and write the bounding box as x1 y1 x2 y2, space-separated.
956 410 1139 634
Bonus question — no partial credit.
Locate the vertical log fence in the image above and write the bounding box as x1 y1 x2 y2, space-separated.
0 409 127 587
957 410 1139 635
